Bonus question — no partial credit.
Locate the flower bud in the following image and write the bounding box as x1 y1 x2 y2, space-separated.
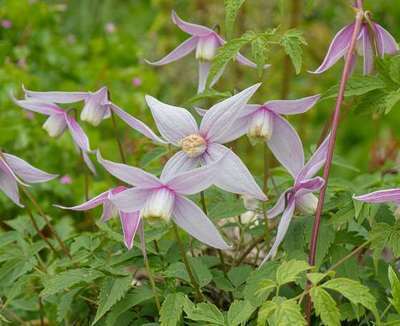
195 35 219 61
181 134 207 158
296 193 318 215
142 188 175 223
42 114 67 138
247 109 274 142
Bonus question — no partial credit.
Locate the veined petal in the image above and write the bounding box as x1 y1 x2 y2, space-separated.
171 11 214 37
23 87 88 103
267 190 289 219
2 153 57 183
236 52 271 70
101 200 117 221
110 103 167 144
0 169 22 207
260 198 296 265
145 95 199 146
80 87 109 126
160 151 200 181
12 97 64 116
55 190 110 211
267 114 304 178
374 23 399 56
217 114 252 144
198 61 211 93
97 151 161 188
65 114 91 152
173 195 231 249
353 188 400 204
111 187 152 212
310 23 355 74
361 26 374 75
200 83 261 143
146 36 198 66
265 94 320 115
204 143 267 201
119 211 141 250
295 176 325 197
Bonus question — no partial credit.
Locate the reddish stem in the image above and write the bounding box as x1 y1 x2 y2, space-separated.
305 5 364 323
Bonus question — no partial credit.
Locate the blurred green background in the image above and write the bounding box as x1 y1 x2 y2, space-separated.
1 0 399 214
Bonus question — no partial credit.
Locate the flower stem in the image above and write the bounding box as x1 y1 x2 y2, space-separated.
110 109 127 164
172 223 204 302
306 8 364 323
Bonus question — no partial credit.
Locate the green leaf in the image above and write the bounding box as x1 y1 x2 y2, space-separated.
389 55 400 85
185 89 232 106
163 262 190 283
92 276 132 325
307 272 332 286
255 279 276 297
57 289 80 323
251 37 268 76
185 302 225 325
322 278 377 314
280 29 307 74
310 287 341 326
271 299 307 325
370 222 400 259
189 256 213 287
140 147 168 168
225 0 246 39
383 89 400 114
160 293 187 326
227 265 252 287
227 300 256 326
257 301 277 326
275 260 311 286
388 266 400 314
208 197 247 220
41 269 104 297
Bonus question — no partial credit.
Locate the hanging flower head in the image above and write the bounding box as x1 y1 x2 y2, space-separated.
311 9 398 75
146 11 270 93
96 151 232 250
145 83 267 201
354 189 400 219
260 135 331 264
0 151 57 207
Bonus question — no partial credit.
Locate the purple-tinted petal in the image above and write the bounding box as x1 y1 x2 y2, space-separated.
198 61 211 93
310 23 355 74
360 27 374 75
101 200 117 221
267 190 289 219
12 97 64 116
23 87 88 103
265 94 320 115
0 169 22 207
119 211 141 250
200 83 261 143
145 95 199 146
82 151 97 175
160 151 200 181
204 143 267 201
353 188 400 205
297 134 331 181
374 23 399 56
171 11 214 37
173 195 231 249
260 198 296 264
110 103 167 144
80 87 109 125
146 36 198 66
97 151 161 188
295 176 325 197
267 114 304 178
65 114 91 152
215 114 252 144
110 187 152 212
55 190 110 211
236 52 271 69
2 153 57 184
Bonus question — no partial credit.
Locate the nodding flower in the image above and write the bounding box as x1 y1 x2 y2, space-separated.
146 11 270 93
353 189 400 220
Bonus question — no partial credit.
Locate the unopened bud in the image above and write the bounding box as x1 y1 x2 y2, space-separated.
296 193 318 215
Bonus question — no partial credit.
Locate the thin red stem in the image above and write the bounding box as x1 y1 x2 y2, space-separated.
306 7 364 323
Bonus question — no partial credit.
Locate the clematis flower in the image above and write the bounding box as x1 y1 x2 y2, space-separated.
0 151 57 207
12 98 97 173
146 11 270 93
260 135 331 264
96 151 231 249
353 189 400 219
56 186 140 249
145 83 267 201
197 94 320 178
23 86 166 144
311 15 398 75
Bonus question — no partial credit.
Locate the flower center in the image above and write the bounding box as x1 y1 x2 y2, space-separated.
296 193 318 215
247 109 274 143
142 188 175 223
181 134 207 158
195 34 219 61
42 114 67 138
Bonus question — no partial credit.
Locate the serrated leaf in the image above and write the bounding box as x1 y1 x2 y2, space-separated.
227 300 255 326
160 293 186 326
388 266 400 314
383 90 400 114
257 301 277 326
370 222 400 259
311 287 341 326
189 256 213 287
255 279 276 297
251 37 268 76
275 260 311 286
271 299 307 325
57 288 80 323
228 265 252 287
92 276 132 325
185 302 225 325
225 0 246 39
41 269 104 297
280 29 307 74
307 273 329 285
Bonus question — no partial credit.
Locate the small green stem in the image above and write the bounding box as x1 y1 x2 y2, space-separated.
172 224 204 302
110 109 127 164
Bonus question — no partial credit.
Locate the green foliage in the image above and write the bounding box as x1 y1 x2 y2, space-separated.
310 287 341 326
224 0 246 39
280 29 307 74
257 298 306 326
388 266 400 314
159 293 187 326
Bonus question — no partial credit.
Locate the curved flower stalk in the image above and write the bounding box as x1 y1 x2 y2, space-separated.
23 86 167 145
145 83 267 201
146 11 270 93
96 151 231 250
197 94 320 178
56 186 140 249
259 135 331 264
0 151 57 206
12 98 97 174
311 12 398 75
354 189 400 218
